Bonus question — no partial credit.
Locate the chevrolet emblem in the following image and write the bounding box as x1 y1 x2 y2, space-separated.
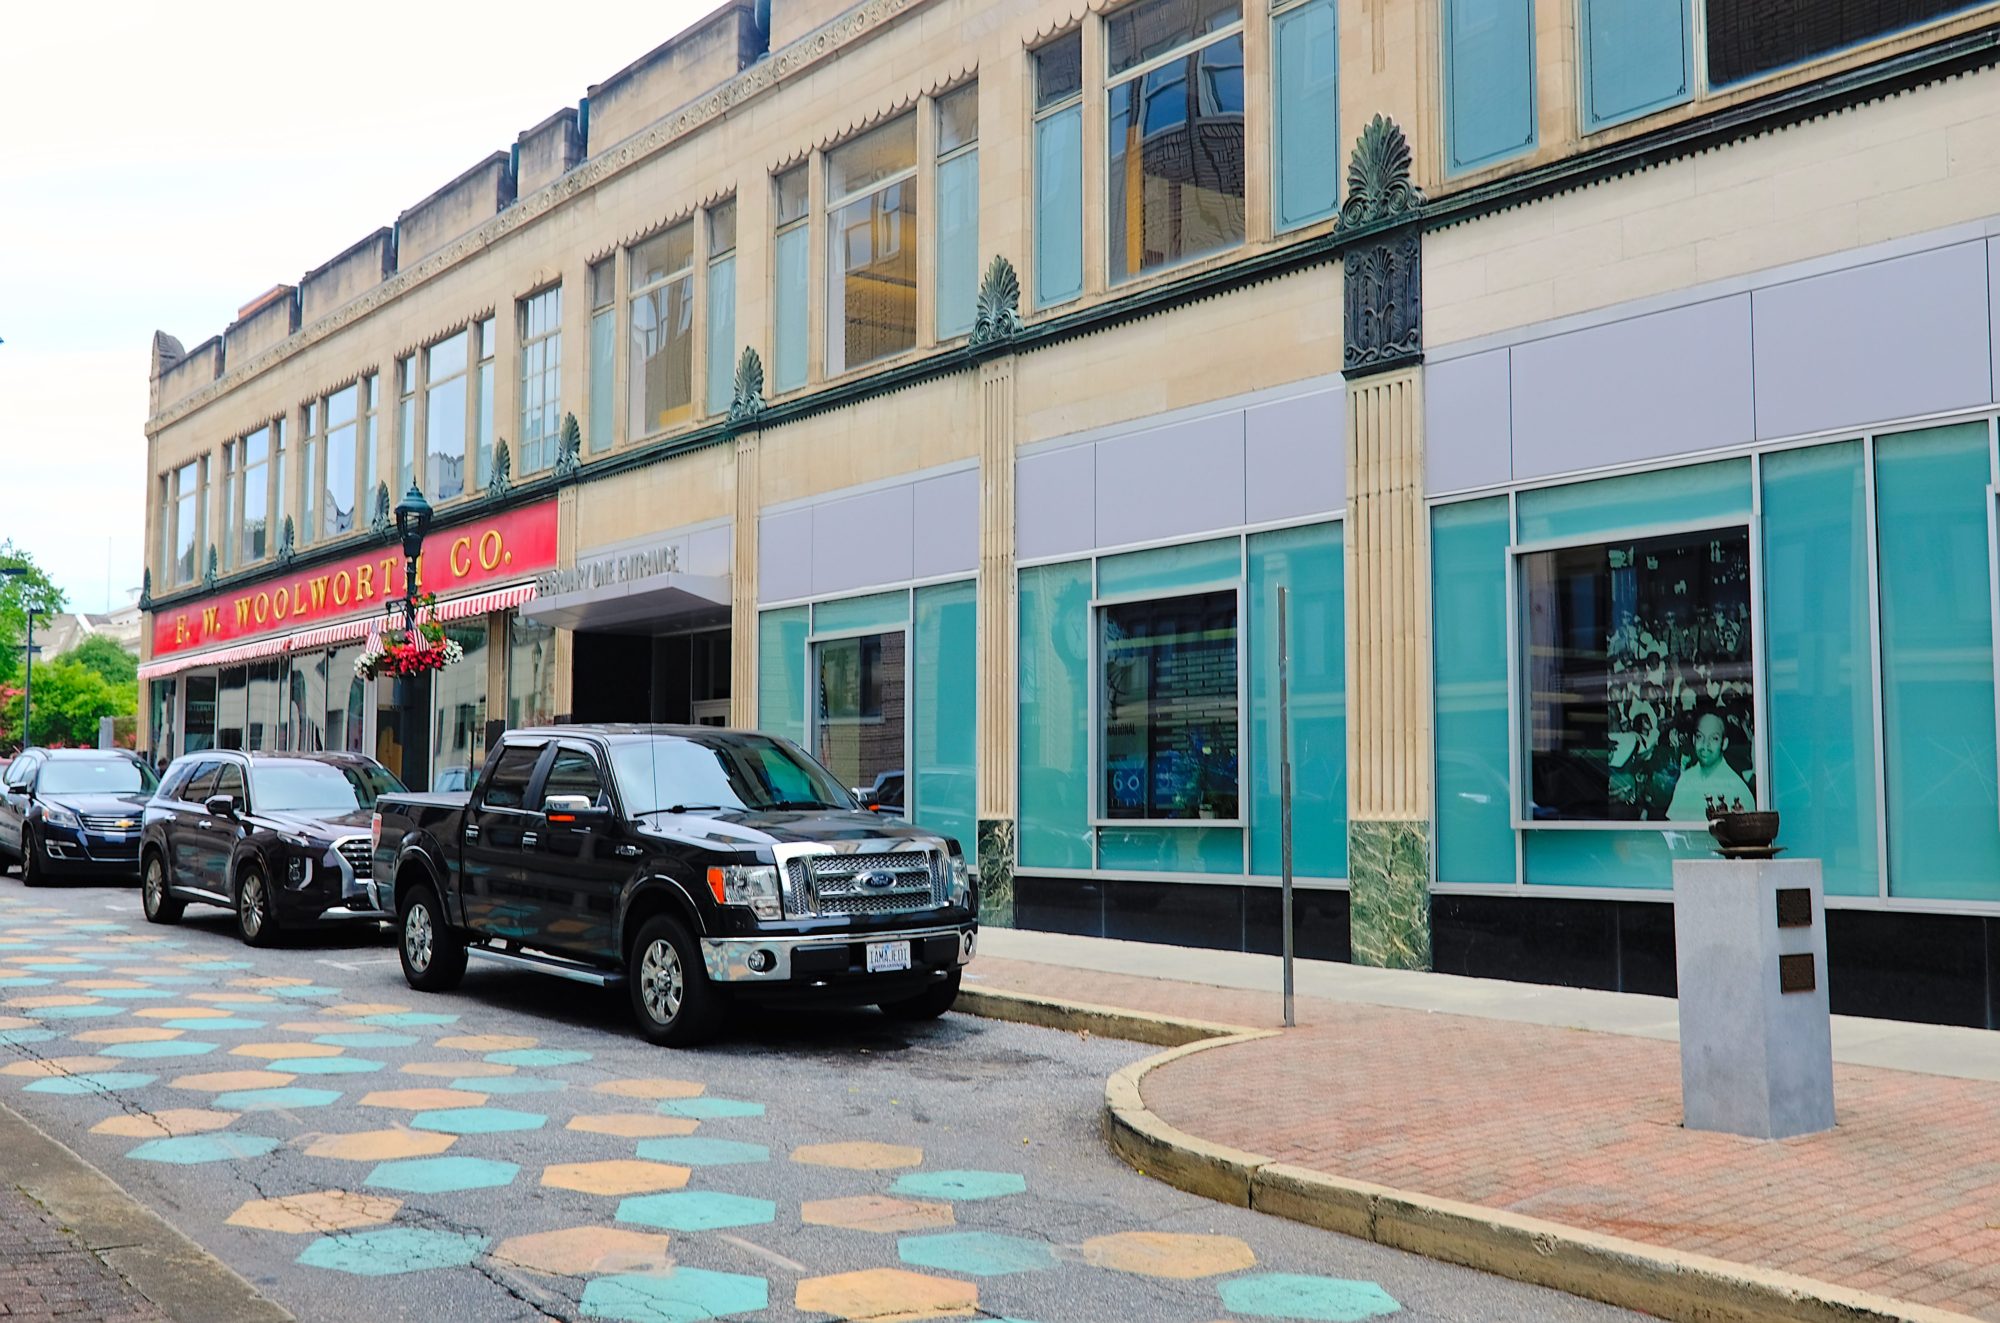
115 820 135 829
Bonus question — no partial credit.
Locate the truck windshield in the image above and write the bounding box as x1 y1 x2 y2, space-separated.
609 735 859 815
252 761 405 814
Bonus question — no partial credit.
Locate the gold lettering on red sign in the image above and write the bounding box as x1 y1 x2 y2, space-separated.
450 536 473 577
332 571 351 606
253 593 270 625
479 529 504 571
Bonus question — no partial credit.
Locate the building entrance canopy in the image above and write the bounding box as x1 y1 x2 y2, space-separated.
521 568 731 634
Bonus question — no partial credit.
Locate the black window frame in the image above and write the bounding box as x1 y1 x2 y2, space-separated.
480 741 550 811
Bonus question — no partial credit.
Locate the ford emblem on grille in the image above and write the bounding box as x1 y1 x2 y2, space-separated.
857 870 897 890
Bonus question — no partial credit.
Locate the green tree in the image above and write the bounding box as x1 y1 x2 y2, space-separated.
0 542 65 691
0 658 133 749
66 634 138 687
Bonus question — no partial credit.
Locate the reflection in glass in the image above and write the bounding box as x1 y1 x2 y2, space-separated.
1108 33 1246 280
507 615 555 729
827 119 918 374
425 332 468 500
432 623 490 792
813 631 904 801
628 224 695 436
1100 591 1239 820
1521 526 1755 822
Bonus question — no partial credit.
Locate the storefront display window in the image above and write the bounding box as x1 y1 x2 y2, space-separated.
325 647 366 753
247 659 281 751
432 623 490 792
1520 525 1756 823
149 679 178 765
507 615 555 729
184 674 217 753
1099 590 1241 822
217 667 248 751
814 630 904 802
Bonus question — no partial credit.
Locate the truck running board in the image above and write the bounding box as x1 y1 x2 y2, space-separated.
466 945 626 988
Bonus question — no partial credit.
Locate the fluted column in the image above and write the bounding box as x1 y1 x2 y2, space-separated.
1344 364 1433 969
975 353 1019 926
730 427 761 728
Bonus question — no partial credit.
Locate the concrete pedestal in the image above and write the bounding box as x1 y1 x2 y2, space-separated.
1672 858 1835 1140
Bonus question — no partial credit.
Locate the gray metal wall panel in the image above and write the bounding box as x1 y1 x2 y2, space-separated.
688 524 733 579
1244 388 1344 522
1425 349 1514 492
1015 444 1096 561
1093 412 1246 550
912 468 979 579
1990 236 2000 405
1513 295 1755 480
757 509 813 603
809 485 916 596
1751 241 1992 439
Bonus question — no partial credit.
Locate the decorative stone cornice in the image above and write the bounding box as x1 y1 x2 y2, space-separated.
146 0 935 436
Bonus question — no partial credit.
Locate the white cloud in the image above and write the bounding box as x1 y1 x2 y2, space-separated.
0 0 715 610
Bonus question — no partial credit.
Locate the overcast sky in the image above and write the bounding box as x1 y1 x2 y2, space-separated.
1 0 714 614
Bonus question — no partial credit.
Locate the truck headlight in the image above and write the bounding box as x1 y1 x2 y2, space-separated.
707 865 782 921
947 854 971 909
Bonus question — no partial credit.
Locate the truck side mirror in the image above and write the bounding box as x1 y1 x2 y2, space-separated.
544 794 611 825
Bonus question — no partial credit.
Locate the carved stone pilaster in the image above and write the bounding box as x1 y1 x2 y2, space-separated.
1336 116 1426 381
731 427 761 729
976 352 1018 926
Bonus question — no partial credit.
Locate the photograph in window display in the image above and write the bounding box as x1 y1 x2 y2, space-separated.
1525 526 1755 822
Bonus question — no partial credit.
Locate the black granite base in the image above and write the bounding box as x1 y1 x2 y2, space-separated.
1011 877 2000 1031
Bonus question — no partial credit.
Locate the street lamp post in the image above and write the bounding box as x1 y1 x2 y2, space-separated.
392 485 434 788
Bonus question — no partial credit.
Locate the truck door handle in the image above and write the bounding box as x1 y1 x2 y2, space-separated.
521 832 539 850
198 820 212 829
464 824 480 841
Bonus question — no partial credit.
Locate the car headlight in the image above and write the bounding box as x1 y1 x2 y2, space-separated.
706 865 782 921
947 854 971 909
279 834 313 850
41 804 81 832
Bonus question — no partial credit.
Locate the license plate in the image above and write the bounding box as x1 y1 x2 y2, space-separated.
866 940 911 974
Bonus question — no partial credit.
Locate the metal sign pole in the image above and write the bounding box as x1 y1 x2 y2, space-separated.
1278 586 1295 1028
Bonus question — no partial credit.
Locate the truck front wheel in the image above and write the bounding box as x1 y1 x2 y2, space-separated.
399 883 467 992
878 970 962 1021
627 915 722 1047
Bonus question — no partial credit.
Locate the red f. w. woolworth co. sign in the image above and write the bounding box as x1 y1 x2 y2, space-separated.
151 499 558 660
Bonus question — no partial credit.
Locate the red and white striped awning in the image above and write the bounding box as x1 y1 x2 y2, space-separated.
138 581 539 681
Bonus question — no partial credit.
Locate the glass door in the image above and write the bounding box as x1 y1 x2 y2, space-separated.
813 630 906 812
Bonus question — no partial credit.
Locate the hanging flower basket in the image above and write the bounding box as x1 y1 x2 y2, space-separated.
355 595 464 681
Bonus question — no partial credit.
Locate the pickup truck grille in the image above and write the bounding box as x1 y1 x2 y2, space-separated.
782 849 944 918
81 814 141 832
335 837 372 879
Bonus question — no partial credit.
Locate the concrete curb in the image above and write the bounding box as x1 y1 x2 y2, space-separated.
0 1101 293 1323
957 987 1978 1323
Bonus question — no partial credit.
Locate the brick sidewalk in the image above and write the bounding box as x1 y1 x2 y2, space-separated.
0 1183 167 1323
969 954 2000 1320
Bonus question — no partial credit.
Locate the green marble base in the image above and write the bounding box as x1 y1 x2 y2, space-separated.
1349 818 1431 971
976 818 1016 929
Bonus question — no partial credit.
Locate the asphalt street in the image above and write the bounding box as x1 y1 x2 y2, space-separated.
0 873 1643 1323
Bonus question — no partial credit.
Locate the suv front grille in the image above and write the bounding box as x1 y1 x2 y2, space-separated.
782 848 944 918
335 838 371 879
81 814 140 832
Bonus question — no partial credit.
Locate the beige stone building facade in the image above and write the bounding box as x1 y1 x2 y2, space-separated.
140 0 2000 1023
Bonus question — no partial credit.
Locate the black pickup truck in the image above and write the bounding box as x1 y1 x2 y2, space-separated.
370 724 978 1045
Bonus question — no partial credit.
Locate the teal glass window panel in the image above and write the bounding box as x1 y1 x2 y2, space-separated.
1272 0 1339 231
1522 828 1709 888
704 256 736 416
913 580 977 857
1759 441 1879 898
1516 459 1751 544
1432 498 1514 884
1248 522 1345 878
1578 0 1693 131
1442 0 1537 175
1875 423 2000 900
1097 537 1241 598
813 591 910 637
773 226 810 393
756 608 808 746
1097 826 1244 874
936 151 979 339
1033 106 1084 308
1020 561 1093 868
588 309 615 453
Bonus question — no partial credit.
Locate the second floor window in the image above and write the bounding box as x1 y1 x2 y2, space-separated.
629 221 696 437
706 201 738 416
475 318 495 488
1034 33 1085 308
396 356 416 496
827 115 918 375
519 287 563 472
935 85 980 339
170 458 204 585
773 167 810 394
1272 0 1338 230
426 331 469 501
237 427 268 567
588 261 615 453
324 383 359 538
1107 0 1247 282
301 401 322 547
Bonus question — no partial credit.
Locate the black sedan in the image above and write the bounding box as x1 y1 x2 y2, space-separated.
140 750 405 946
0 748 159 886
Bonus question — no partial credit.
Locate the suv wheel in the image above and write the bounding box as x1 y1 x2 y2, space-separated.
627 915 722 1047
399 883 466 992
878 970 962 1021
142 854 184 924
235 865 281 947
19 827 46 887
